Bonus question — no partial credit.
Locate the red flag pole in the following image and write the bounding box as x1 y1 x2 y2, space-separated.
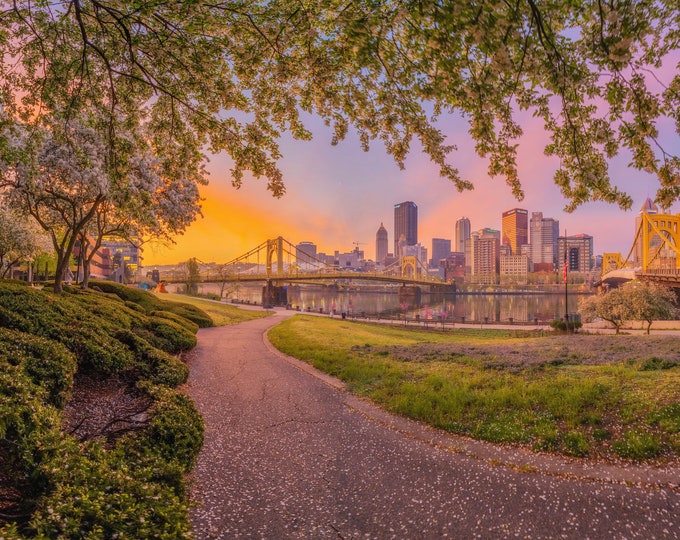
564 230 569 325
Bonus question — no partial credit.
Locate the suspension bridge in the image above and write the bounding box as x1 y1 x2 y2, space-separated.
160 236 453 305
597 210 680 288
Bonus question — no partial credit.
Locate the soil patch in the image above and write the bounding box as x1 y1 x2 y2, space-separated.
62 374 152 443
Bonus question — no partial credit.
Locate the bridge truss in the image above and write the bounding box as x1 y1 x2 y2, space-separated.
599 211 680 287
165 236 444 287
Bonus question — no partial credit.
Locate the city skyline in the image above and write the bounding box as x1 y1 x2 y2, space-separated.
143 110 680 266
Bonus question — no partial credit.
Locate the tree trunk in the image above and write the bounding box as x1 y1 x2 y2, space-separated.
82 261 91 290
53 252 71 294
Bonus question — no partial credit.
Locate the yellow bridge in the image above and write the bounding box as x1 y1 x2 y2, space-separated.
598 210 680 288
162 236 451 289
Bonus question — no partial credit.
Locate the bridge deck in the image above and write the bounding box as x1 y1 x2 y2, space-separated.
163 272 449 287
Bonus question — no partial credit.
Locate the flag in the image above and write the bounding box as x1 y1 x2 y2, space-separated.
563 258 568 283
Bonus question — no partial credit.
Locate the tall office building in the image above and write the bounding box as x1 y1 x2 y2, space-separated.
430 238 452 268
530 212 560 270
394 201 418 257
465 229 500 284
455 217 471 254
295 242 317 264
502 208 528 255
375 223 388 265
557 234 594 274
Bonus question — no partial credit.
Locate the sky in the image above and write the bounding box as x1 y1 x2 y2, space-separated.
143 108 679 267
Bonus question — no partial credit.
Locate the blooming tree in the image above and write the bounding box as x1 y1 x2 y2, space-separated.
76 152 202 289
0 1 678 210
0 205 51 278
579 281 678 334
1 121 111 292
1 119 202 292
579 287 630 334
625 281 678 334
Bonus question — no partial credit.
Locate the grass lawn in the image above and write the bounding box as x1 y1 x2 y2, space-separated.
158 293 272 326
268 315 680 463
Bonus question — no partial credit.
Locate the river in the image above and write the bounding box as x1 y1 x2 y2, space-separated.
170 282 590 324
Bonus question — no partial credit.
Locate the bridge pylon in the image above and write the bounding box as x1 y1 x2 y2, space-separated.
401 256 418 278
601 252 624 276
266 236 284 278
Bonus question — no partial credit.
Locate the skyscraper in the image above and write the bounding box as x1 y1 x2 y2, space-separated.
530 212 560 270
430 238 451 268
502 208 528 255
465 229 500 284
455 217 471 253
375 223 388 265
295 242 317 264
394 201 418 257
557 234 594 273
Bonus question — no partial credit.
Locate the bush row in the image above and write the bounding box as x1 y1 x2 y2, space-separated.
0 282 207 538
0 282 199 376
92 281 213 328
0 368 202 538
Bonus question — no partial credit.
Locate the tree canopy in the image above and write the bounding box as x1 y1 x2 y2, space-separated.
1 116 201 292
1 1 679 210
579 281 678 334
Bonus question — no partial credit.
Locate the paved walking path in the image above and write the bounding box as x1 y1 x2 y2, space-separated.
187 310 680 539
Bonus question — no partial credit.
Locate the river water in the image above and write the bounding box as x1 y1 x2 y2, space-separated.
176 282 589 324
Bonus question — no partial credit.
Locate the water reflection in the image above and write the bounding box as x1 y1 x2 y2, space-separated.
183 282 587 323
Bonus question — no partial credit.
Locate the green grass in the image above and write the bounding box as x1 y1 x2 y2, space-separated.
268 315 680 463
159 293 272 326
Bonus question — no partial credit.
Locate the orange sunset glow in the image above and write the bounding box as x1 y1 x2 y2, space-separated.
143 111 680 268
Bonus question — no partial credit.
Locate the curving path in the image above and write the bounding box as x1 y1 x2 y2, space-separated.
187 309 680 539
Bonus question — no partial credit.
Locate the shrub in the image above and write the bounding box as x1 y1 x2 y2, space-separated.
0 303 32 331
89 280 160 310
91 280 213 328
0 281 203 537
141 384 204 471
155 301 213 328
150 310 200 334
113 329 189 387
549 319 582 332
124 300 147 313
144 317 197 354
0 328 77 407
65 324 136 375
639 357 679 371
141 347 190 388
29 440 193 539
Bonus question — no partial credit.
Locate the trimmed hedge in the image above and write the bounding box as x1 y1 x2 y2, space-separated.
91 281 213 328
144 317 198 354
25 381 204 539
0 328 77 408
150 310 200 334
0 281 207 538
